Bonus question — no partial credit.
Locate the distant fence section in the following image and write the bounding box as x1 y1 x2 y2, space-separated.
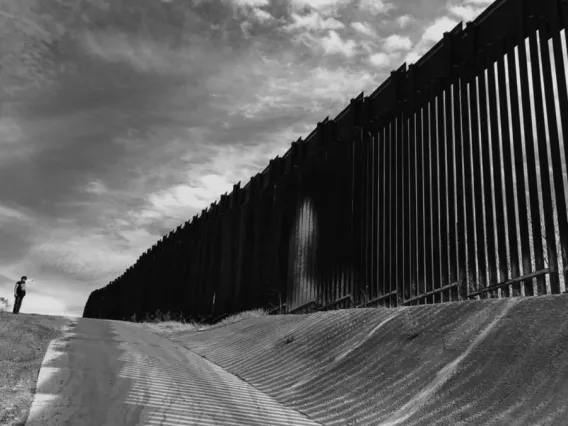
84 0 568 321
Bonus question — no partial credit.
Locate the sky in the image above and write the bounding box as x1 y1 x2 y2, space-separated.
0 0 494 317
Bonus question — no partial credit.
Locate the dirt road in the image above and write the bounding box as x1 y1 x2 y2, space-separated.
25 317 320 426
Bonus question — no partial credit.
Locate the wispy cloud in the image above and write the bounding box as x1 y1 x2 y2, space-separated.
0 117 32 163
81 31 193 75
29 230 140 283
0 204 29 222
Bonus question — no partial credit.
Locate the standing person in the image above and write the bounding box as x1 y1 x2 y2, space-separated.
13 276 32 314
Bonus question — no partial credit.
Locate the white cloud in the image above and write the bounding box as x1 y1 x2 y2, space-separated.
85 180 108 195
0 9 51 40
131 142 284 231
421 16 458 43
403 51 421 65
351 21 376 37
383 34 412 51
285 12 345 31
288 0 352 17
142 183 212 219
294 30 357 58
399 16 457 66
118 228 155 247
449 5 477 21
223 0 274 22
241 20 253 38
223 0 270 10
253 8 274 22
225 60 376 119
370 52 392 68
359 0 396 16
318 30 357 57
464 0 493 4
449 2 490 22
449 0 493 23
396 14 413 28
0 117 23 146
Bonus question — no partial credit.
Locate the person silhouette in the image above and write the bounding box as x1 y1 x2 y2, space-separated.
13 276 32 314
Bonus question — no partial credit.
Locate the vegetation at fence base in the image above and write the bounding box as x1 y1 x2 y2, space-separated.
135 308 268 334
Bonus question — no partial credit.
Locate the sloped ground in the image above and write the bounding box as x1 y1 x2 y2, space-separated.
159 295 568 425
0 313 73 425
26 317 320 426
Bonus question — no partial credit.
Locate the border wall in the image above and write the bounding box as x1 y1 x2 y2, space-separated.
84 0 568 320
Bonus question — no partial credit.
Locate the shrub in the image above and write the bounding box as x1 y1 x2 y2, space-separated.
0 297 11 312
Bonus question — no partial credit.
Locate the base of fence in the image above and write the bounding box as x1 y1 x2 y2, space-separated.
356 290 397 308
319 295 353 311
288 300 321 314
467 269 550 299
267 303 287 315
402 282 461 306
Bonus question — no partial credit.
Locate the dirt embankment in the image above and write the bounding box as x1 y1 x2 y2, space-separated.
0 313 72 426
3 296 568 425
156 295 568 426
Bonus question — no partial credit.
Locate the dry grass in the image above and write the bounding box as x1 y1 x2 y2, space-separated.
205 308 267 329
0 313 71 425
141 320 199 334
139 308 268 335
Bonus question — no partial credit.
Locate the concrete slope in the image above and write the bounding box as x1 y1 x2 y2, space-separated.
167 295 568 425
26 317 321 426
